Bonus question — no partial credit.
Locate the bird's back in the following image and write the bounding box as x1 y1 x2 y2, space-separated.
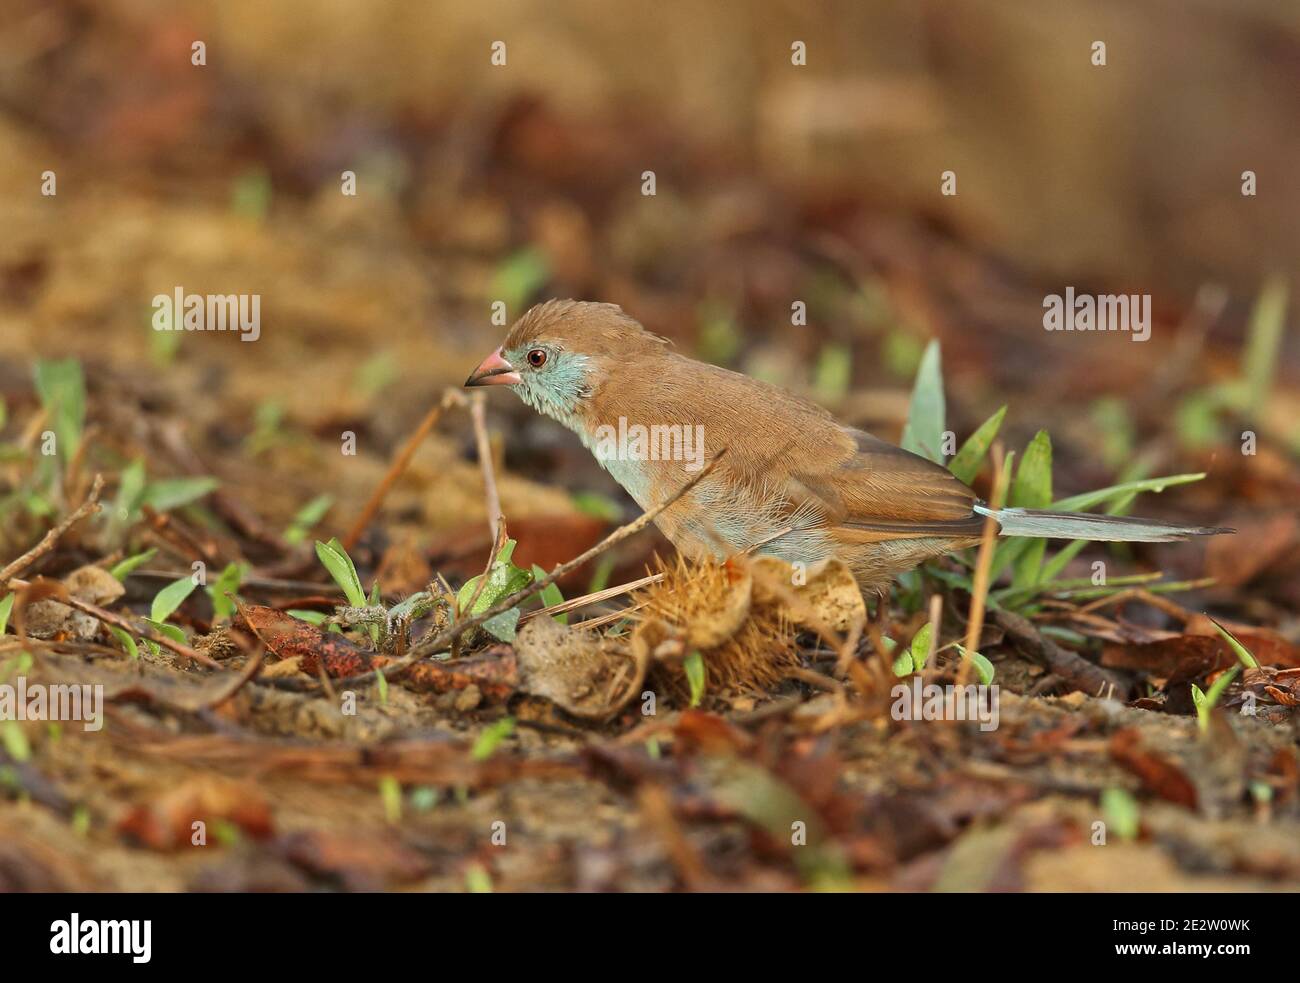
577 352 983 576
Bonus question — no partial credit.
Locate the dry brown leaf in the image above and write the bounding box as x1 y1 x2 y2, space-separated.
513 615 646 719
117 777 274 851
24 564 125 640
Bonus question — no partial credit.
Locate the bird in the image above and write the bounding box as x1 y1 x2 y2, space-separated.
465 299 1231 593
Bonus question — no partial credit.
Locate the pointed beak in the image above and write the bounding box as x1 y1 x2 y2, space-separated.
464 348 522 387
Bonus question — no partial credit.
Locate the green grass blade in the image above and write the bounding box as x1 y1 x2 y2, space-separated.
900 340 945 464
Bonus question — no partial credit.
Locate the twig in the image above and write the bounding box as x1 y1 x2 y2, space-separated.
199 645 266 710
992 608 1130 700
468 392 502 542
637 783 710 891
0 474 104 588
341 389 465 551
958 445 1007 688
575 602 647 631
519 572 664 623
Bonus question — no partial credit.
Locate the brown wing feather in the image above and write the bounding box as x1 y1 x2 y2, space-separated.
581 352 983 544
791 429 984 541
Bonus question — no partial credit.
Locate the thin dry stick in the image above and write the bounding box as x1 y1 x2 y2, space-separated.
957 443 1007 688
341 389 465 551
576 601 647 631
0 474 104 587
468 392 502 542
7 576 218 668
263 451 728 692
519 572 664 623
922 592 942 674
198 645 266 710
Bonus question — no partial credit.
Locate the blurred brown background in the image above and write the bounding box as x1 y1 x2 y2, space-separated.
1 0 1297 536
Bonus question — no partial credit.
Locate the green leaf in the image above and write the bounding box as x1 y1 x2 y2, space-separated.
491 249 549 313
587 554 616 594
457 539 533 641
409 786 440 812
909 622 933 673
1209 619 1258 669
1010 431 1053 589
1050 473 1205 512
685 651 706 707
287 609 328 625
1100 787 1140 842
141 477 218 512
375 668 389 706
109 548 157 581
1241 275 1287 416
696 299 741 364
206 562 245 622
283 494 334 545
1010 431 1053 509
315 538 367 607
570 491 622 523
109 626 140 660
531 565 567 624
230 166 272 220
150 577 197 623
1196 666 1240 733
0 594 13 636
378 775 401 824
956 645 995 685
2 721 31 762
144 619 187 644
482 609 521 642
948 405 1007 485
465 864 493 894
900 340 945 463
112 459 148 529
891 650 913 677
812 343 852 403
471 717 516 760
33 359 85 461
354 352 398 399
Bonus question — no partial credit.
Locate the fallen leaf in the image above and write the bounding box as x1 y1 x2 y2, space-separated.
513 615 646 719
117 777 274 851
1109 728 1198 809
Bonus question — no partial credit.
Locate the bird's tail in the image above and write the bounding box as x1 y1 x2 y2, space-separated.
973 505 1233 543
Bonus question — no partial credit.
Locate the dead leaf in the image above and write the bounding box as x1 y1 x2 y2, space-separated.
117 777 274 851
234 602 373 677
1109 728 1198 809
513 615 646 719
23 565 124 640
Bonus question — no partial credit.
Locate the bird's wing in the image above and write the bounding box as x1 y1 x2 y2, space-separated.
788 428 986 542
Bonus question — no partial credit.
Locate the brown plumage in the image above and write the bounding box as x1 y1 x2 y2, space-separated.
467 300 1230 592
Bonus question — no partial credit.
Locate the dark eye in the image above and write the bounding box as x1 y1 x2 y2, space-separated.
526 348 547 368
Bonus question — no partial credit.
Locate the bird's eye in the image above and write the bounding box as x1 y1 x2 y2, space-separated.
526 349 547 368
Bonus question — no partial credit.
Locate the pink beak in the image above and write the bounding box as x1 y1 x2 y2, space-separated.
464 348 522 387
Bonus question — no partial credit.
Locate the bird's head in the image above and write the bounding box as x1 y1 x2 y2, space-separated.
464 299 668 424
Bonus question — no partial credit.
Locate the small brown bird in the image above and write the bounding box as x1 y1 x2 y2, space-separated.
466 300 1230 592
